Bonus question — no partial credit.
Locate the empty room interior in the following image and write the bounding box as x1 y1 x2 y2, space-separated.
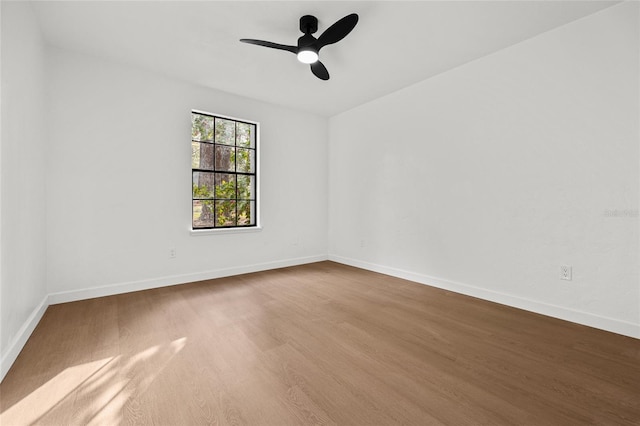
1 0 639 424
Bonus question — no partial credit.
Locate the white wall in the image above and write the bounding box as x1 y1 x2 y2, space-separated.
329 2 639 337
0 1 49 376
45 47 328 299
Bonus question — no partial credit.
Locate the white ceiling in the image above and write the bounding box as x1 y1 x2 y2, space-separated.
32 1 619 117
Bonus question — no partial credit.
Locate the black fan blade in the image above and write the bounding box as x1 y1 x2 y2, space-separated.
310 61 329 80
240 39 297 54
316 13 358 50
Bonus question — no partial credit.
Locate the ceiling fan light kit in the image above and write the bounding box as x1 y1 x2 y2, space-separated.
240 13 359 80
297 50 319 64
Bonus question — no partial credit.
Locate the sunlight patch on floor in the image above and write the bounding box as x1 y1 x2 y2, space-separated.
1 338 187 425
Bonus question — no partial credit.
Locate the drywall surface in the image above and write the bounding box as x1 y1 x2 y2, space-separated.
46 47 328 297
329 2 639 336
1 1 48 371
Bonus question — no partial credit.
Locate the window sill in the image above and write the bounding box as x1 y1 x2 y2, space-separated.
190 226 262 236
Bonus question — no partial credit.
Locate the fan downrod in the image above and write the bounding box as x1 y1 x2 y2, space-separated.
300 15 318 34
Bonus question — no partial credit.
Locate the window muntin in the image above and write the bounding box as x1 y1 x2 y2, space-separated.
191 112 257 229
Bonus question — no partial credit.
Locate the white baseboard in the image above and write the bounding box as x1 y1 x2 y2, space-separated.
0 295 49 382
328 254 640 339
49 254 328 305
3 252 635 384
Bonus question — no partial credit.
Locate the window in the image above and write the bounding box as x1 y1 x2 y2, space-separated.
191 111 257 229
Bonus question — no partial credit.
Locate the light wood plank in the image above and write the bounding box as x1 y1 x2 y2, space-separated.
1 261 639 425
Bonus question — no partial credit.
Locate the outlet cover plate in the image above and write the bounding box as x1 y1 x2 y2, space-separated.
560 265 572 281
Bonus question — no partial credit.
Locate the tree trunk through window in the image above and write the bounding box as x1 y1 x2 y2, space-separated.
199 145 215 222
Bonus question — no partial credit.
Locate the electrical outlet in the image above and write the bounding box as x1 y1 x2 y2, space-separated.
560 265 572 281
169 248 176 259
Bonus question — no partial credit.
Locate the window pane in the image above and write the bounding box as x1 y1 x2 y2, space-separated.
237 122 255 148
215 200 236 227
215 173 236 199
236 148 254 173
192 114 213 141
215 118 235 145
193 200 216 228
215 145 235 171
193 172 215 199
236 175 255 200
237 200 255 226
192 142 214 170
192 112 257 230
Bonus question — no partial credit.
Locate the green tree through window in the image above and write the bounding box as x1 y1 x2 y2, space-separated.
191 112 257 229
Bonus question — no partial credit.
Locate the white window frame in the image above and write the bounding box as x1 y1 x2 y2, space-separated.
190 109 261 235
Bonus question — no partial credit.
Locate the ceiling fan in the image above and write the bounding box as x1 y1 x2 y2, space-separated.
240 13 359 81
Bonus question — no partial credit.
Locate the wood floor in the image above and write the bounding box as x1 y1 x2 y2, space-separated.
1 262 638 425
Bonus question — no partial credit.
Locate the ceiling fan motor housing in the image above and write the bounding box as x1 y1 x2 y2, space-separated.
298 34 317 49
300 15 318 34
